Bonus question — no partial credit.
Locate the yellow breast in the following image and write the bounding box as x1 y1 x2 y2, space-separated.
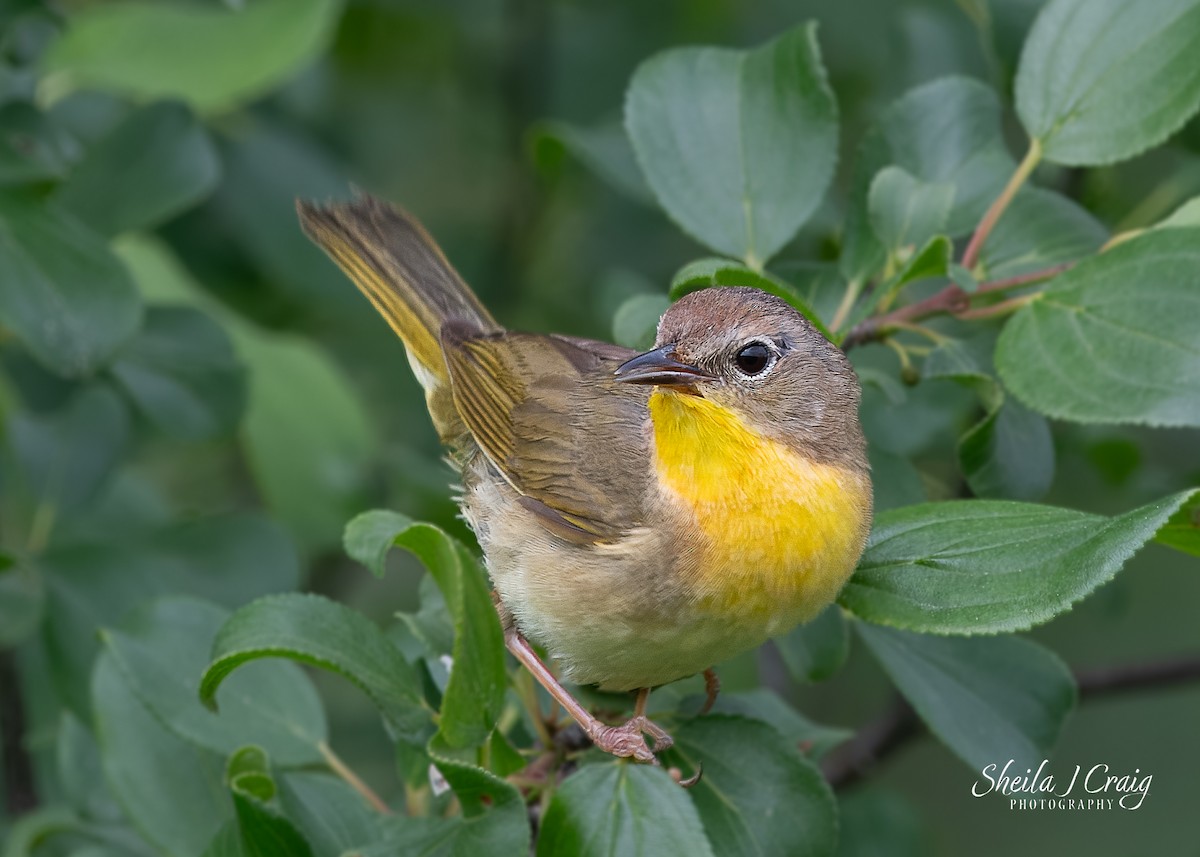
648 390 871 629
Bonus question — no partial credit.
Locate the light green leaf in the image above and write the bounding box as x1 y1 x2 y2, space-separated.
670 257 833 340
111 306 246 440
102 597 327 766
841 76 1014 283
839 489 1196 633
344 511 505 749
538 762 714 857
92 652 231 856
978 188 1107 280
612 293 670 350
857 623 1076 771
1155 196 1200 229
53 101 220 236
665 715 837 857
867 167 954 256
199 593 430 744
43 0 343 115
0 194 141 377
626 23 837 265
1157 493 1200 557
1015 0 1200 165
774 605 848 683
995 228 1200 426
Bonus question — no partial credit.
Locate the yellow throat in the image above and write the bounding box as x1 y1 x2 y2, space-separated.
647 389 870 629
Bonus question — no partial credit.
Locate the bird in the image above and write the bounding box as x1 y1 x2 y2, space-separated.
298 195 872 765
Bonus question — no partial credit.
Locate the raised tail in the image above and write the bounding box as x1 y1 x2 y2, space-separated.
297 195 498 442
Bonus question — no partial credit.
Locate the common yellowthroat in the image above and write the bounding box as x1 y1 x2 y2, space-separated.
298 196 872 764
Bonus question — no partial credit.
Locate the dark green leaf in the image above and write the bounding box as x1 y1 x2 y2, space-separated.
665 715 837 857
995 228 1200 426
856 623 1076 771
626 23 837 265
774 605 849 683
1157 493 1200 557
867 448 925 513
42 0 343 115
0 559 43 647
841 76 1014 283
199 593 429 743
535 119 654 204
54 101 220 236
111 306 246 440
102 597 326 766
978 188 1106 280
225 747 315 857
92 652 231 855
344 511 505 749
611 293 670 350
538 762 714 857
277 772 387 856
0 102 79 185
0 194 141 376
670 257 833 340
867 167 954 255
706 689 852 758
839 489 1196 633
1015 0 1200 165
835 790 927 857
4 384 130 514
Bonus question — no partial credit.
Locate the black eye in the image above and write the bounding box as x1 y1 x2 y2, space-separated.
734 342 772 376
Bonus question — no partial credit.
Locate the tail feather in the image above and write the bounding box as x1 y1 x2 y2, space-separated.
297 195 498 442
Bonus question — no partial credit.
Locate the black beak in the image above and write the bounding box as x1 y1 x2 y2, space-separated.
613 345 716 386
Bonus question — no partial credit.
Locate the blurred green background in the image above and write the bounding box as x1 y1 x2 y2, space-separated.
2 0 1199 853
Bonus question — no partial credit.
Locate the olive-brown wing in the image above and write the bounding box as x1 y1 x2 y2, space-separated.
440 322 652 544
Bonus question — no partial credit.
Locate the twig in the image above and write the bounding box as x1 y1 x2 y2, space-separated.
961 139 1043 270
319 741 393 814
822 653 1200 790
841 261 1072 350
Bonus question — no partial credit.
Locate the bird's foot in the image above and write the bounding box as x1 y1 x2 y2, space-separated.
587 715 674 763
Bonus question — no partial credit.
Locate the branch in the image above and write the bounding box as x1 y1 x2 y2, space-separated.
821 653 1200 790
841 262 1073 350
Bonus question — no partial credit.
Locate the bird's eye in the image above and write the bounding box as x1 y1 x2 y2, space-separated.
733 342 773 376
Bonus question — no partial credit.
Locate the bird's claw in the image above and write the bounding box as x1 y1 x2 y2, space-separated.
588 715 673 764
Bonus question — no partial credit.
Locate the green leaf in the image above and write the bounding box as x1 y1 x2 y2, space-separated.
665 715 837 857
835 790 927 857
110 306 246 440
0 559 43 648
199 593 430 743
925 336 1054 501
1155 196 1200 229
92 652 231 855
839 489 1196 633
867 448 925 513
978 188 1107 280
841 76 1014 283
0 102 79 186
995 228 1200 426
534 119 654 204
361 748 528 856
867 167 954 256
856 623 1076 771
1157 493 1200 557
611 293 670 350
774 605 849 683
626 23 837 266
1015 0 1200 165
276 772 387 856
224 747 315 857
238 331 375 553
669 257 833 340
102 597 326 766
0 193 141 376
538 762 715 857
41 513 298 717
4 384 130 515
42 0 343 115
705 689 852 759
344 511 505 749
53 101 220 236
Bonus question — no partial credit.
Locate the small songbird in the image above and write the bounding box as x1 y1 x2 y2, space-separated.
299 196 872 764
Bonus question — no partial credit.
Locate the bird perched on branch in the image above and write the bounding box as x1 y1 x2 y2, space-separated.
299 195 872 767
